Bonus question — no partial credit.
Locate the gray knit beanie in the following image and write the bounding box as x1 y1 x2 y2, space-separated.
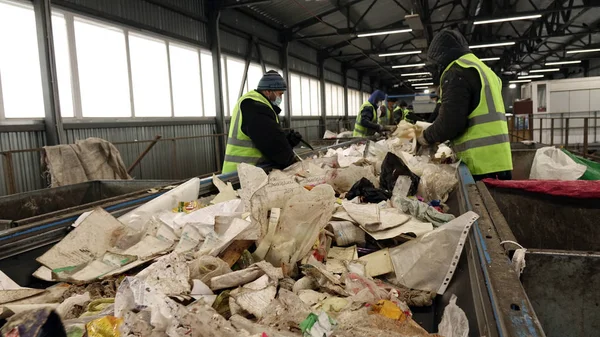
257 70 287 91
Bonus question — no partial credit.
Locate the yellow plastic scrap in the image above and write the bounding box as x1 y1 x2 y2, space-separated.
371 300 408 322
80 298 115 318
86 316 123 337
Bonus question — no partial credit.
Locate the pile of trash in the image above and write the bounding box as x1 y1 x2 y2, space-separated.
0 123 473 337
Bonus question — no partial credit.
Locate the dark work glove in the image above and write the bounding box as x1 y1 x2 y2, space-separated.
286 129 303 147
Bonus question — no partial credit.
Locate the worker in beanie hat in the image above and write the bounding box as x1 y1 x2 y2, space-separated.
353 90 397 137
222 70 302 173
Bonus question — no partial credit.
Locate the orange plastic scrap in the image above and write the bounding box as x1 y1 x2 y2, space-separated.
371 300 408 323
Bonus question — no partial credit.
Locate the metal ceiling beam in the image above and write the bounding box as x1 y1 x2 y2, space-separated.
288 0 366 33
427 4 596 25
220 0 273 9
497 0 593 72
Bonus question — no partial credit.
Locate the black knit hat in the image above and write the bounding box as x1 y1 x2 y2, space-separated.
257 70 287 91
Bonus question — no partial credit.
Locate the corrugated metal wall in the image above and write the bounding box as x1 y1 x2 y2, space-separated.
0 130 47 196
291 118 322 141
64 123 219 181
324 69 344 85
348 78 360 90
289 41 318 64
289 56 319 77
54 0 208 44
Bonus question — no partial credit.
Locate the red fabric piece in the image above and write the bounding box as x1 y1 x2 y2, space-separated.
482 178 600 199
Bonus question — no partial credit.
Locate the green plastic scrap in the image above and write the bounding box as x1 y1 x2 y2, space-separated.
300 313 319 335
299 312 336 337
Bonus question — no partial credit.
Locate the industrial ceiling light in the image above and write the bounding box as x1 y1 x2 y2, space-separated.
424 89 430 94
509 79 532 83
529 68 560 73
407 77 433 82
411 82 433 86
474 14 541 25
469 42 515 49
545 60 581 66
518 74 544 79
400 72 431 77
480 57 501 61
566 48 600 54
392 63 426 69
414 86 429 90
357 28 412 38
378 50 421 57
509 83 517 89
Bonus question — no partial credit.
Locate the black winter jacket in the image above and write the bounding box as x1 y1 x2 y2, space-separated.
239 91 295 169
358 105 382 134
423 30 482 144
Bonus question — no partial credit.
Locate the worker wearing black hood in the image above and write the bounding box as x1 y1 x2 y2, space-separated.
417 30 512 180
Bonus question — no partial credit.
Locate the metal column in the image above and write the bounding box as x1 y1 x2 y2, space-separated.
280 40 292 128
208 2 226 163
33 0 65 145
318 54 327 136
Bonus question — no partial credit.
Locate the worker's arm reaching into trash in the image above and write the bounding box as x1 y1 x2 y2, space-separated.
421 67 477 144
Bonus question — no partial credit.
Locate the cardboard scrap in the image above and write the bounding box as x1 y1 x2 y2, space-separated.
37 207 126 272
359 248 394 277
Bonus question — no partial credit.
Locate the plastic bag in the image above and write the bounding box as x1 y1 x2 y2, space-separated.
188 255 232 285
417 164 458 202
438 295 469 337
530 146 586 180
380 152 419 195
86 316 123 337
344 273 388 304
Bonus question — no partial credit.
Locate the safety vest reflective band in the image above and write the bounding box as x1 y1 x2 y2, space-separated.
440 53 513 175
353 101 378 137
402 108 410 121
222 91 279 174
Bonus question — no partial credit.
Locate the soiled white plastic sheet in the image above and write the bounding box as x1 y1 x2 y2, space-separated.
530 146 587 180
0 271 46 305
119 178 200 226
265 184 336 267
341 202 433 240
389 211 479 294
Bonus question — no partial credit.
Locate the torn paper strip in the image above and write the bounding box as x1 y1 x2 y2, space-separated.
238 163 268 212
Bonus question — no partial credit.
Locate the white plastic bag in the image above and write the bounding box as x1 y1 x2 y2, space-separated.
438 294 469 337
530 146 586 180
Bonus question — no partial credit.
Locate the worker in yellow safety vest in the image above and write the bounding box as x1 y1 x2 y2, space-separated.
427 92 441 123
353 90 397 137
222 70 303 174
378 96 397 126
417 29 512 181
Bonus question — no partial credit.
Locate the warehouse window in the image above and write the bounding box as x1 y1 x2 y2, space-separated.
129 34 171 117
0 0 45 118
226 56 245 116
169 43 202 117
75 18 131 117
347 89 362 117
325 82 345 116
289 72 320 116
45 10 216 119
